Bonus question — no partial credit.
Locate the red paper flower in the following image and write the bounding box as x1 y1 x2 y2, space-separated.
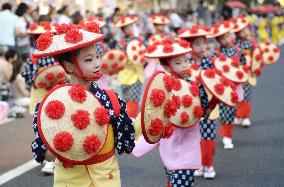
181 112 189 124
53 131 73 152
150 89 166 107
189 84 199 97
38 82 47 89
83 22 101 33
264 48 270 53
182 95 193 107
64 29 83 43
219 55 227 62
273 48 279 53
215 69 223 76
94 107 110 126
131 46 136 51
193 105 204 118
45 72 55 81
268 56 274 62
57 72 66 79
213 28 219 34
163 44 174 53
242 65 250 73
190 27 198 34
163 75 176 92
163 123 175 138
236 71 244 79
172 95 181 109
119 54 125 61
179 40 190 48
55 23 74 34
231 91 238 103
148 118 164 136
191 64 199 71
162 38 173 45
119 39 126 46
214 83 225 95
147 45 157 54
173 79 182 91
220 77 230 87
36 34 53 51
133 55 138 61
102 63 108 70
118 66 125 71
108 52 115 59
45 100 65 120
254 69 262 77
164 100 178 118
29 23 38 31
255 54 262 61
222 65 230 73
111 62 118 68
71 110 90 130
229 81 236 90
43 24 51 30
178 28 186 34
204 69 216 79
231 59 240 67
83 135 101 154
203 26 211 32
68 85 87 103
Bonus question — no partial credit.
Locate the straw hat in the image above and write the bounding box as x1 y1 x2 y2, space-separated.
141 71 178 144
206 21 232 38
148 34 165 45
230 16 250 33
114 15 138 27
144 38 192 58
33 64 66 90
178 25 211 38
37 84 109 165
200 69 238 107
126 39 147 65
149 14 170 25
169 78 203 128
27 22 56 35
251 46 264 76
187 63 201 82
79 16 106 28
259 42 280 65
33 23 104 58
214 55 249 83
101 49 127 75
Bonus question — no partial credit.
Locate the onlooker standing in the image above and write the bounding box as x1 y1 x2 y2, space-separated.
169 9 184 33
57 5 71 24
0 3 19 49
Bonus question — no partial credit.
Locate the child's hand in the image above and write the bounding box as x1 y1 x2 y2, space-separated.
204 108 212 119
45 150 56 161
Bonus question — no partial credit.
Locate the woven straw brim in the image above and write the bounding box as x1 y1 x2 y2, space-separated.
188 64 201 82
230 21 249 33
114 17 138 27
214 58 248 83
251 47 263 72
170 79 201 128
101 49 127 75
200 70 236 107
126 40 146 65
34 65 66 89
178 30 208 38
149 34 164 45
144 43 192 58
84 20 106 28
141 71 173 144
38 85 108 163
33 30 104 58
259 43 280 65
206 26 230 38
149 17 170 25
27 26 56 35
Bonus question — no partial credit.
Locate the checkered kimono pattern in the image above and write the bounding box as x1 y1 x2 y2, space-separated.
31 82 135 163
219 46 246 65
121 80 143 101
166 169 195 187
22 56 58 87
243 82 252 101
189 57 217 140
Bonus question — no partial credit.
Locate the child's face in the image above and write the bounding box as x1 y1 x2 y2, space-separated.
154 24 164 33
192 37 208 57
122 24 134 36
236 28 247 40
168 54 190 77
75 44 101 77
217 33 231 47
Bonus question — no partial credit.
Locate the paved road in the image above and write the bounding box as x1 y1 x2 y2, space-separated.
1 46 284 187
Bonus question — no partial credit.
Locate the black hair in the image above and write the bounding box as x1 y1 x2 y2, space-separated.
54 51 74 66
10 60 23 82
4 49 17 61
38 15 52 22
71 11 83 25
58 5 68 14
2 3 12 10
159 57 171 66
15 3 29 17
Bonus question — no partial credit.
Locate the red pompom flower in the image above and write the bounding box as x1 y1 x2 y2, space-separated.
150 89 166 107
231 91 238 103
83 135 101 154
214 83 225 95
236 71 244 79
179 40 190 48
57 72 66 79
172 95 181 109
45 100 65 120
148 118 164 136
222 65 230 73
55 23 74 34
53 131 74 152
182 95 193 107
147 45 157 54
204 69 216 79
36 34 53 51
71 110 90 130
181 112 189 124
163 44 174 53
68 85 87 103
94 107 110 126
189 84 199 97
64 29 83 43
164 100 178 118
163 75 176 92
83 22 101 33
45 72 55 81
193 105 204 118
220 77 230 87
173 79 182 91
163 123 175 138
29 23 38 31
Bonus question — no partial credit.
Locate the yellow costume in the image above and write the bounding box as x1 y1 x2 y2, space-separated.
29 87 47 114
257 18 269 43
270 16 280 44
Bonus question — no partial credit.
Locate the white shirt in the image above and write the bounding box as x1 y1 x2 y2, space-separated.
16 17 30 47
0 10 19 46
169 12 184 28
58 14 71 24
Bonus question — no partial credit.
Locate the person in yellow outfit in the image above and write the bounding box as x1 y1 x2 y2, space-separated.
31 22 144 187
256 15 269 43
270 15 280 44
114 15 145 118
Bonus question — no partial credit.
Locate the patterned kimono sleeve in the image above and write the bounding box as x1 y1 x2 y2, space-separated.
198 83 209 110
22 58 37 86
31 102 46 163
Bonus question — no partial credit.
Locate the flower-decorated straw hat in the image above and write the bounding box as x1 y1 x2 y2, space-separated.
178 25 211 38
37 84 111 167
230 15 250 33
101 49 127 75
259 42 280 65
149 14 170 25
148 34 165 46
114 15 138 27
251 46 264 76
206 21 232 38
126 39 147 65
79 16 106 28
27 21 56 35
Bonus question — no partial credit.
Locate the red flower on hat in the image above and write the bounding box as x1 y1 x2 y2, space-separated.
150 89 166 107
213 28 219 34
112 62 118 68
94 107 110 126
119 54 125 61
163 44 174 53
29 23 38 31
108 52 115 60
163 123 175 138
182 95 192 107
191 64 199 71
83 22 101 33
233 24 239 29
64 29 83 44
147 45 157 54
45 100 65 120
255 54 262 61
148 118 164 136
178 28 186 34
242 65 250 73
68 85 87 103
45 72 55 81
268 56 274 62
102 63 108 69
181 112 189 124
219 55 227 62
215 69 223 76
193 105 204 118
220 77 230 87
222 65 230 73
71 110 90 130
203 26 211 32
118 66 125 71
53 131 73 152
178 40 190 48
83 135 101 154
214 83 225 95
254 69 262 77
163 75 176 92
38 82 47 89
273 48 279 53
231 59 240 67
172 95 181 109
131 46 136 51
190 27 198 34
162 38 173 45
57 72 66 79
229 81 236 90
43 24 52 31
204 69 216 79
264 48 270 53
55 23 75 34
133 55 138 61
119 39 126 46
236 71 244 79
231 91 238 103
173 79 182 91
223 21 230 28
164 100 178 118
189 84 199 97
36 34 53 51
